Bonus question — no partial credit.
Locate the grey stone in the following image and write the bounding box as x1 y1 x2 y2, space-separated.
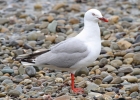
0 18 8 25
8 90 20 97
47 20 57 33
2 79 13 85
86 82 99 93
1 66 14 74
25 66 36 77
130 92 139 98
102 75 113 83
75 67 89 76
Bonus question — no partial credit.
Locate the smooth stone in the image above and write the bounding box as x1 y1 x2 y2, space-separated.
100 71 109 78
131 68 140 75
54 95 70 100
13 75 24 83
41 29 49 35
118 67 133 74
130 92 139 98
101 40 111 47
0 76 10 81
121 76 138 83
0 18 8 25
111 76 122 84
75 67 89 76
102 75 113 83
99 58 108 67
86 82 99 93
117 40 132 50
110 59 122 68
0 71 3 76
18 66 25 75
47 20 57 33
8 90 20 97
129 84 139 92
27 31 40 41
34 3 42 10
23 79 32 85
133 53 140 65
55 78 63 83
2 79 13 85
1 66 14 74
15 85 22 93
110 42 120 50
121 21 131 28
53 3 66 10
31 87 42 91
115 32 126 39
25 66 36 77
104 65 116 72
55 36 65 43
69 18 79 24
109 16 119 23
39 22 49 29
24 23 35 31
0 93 6 97
103 30 111 36
134 46 140 52
27 41 37 47
124 53 134 59
123 58 133 64
88 92 102 98
121 17 133 22
134 35 140 43
47 15 54 22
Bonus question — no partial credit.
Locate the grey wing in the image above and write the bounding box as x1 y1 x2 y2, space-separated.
35 38 89 68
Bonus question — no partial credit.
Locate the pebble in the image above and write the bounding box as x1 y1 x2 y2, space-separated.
75 67 89 76
8 90 20 97
110 59 122 68
121 76 138 83
1 79 13 85
47 20 57 33
133 53 140 65
102 75 113 83
55 77 63 83
1 66 14 74
25 66 36 77
117 40 132 50
111 76 122 84
54 95 71 100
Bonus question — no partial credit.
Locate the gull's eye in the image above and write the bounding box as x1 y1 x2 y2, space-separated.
92 13 95 16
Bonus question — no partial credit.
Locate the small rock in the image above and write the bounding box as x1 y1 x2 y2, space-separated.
0 18 8 25
111 76 122 84
55 77 63 83
131 68 140 75
34 4 42 10
23 79 32 85
54 95 70 100
24 23 35 31
123 58 133 64
69 18 79 24
55 36 65 43
124 53 134 59
110 42 120 50
39 22 49 29
134 35 140 43
47 15 54 22
102 75 113 83
101 40 111 47
27 31 39 41
109 16 119 23
104 65 116 72
86 82 99 93
53 3 66 10
130 92 139 98
118 67 133 74
99 58 108 67
8 90 20 97
47 20 57 33
88 92 102 98
75 67 89 76
70 4 80 12
110 59 122 68
2 79 13 85
1 66 14 74
0 93 6 97
133 53 140 65
117 40 132 50
25 66 36 77
121 76 138 83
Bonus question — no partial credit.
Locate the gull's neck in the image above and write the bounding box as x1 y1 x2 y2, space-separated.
76 20 101 42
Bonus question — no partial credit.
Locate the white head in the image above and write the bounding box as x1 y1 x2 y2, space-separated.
84 9 108 23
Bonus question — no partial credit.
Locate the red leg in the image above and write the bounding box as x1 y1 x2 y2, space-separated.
71 73 84 93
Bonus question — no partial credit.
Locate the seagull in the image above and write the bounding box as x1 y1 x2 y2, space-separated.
16 9 108 93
